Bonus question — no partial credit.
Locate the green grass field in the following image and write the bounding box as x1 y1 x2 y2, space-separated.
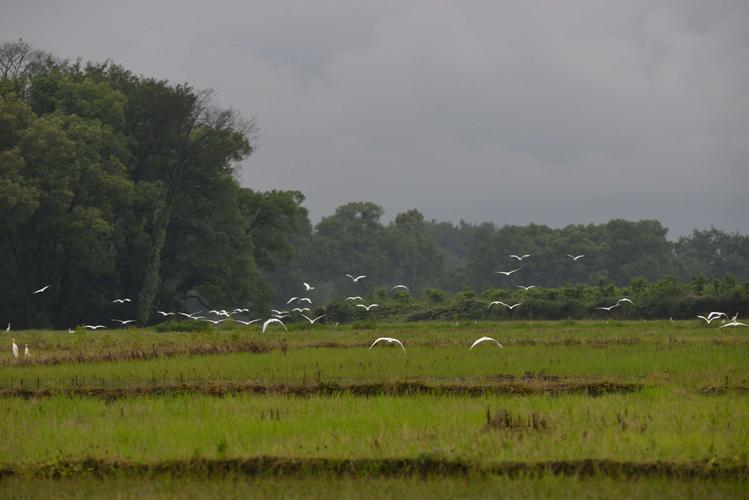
1 321 747 498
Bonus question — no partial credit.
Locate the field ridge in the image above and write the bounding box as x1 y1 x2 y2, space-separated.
2 457 746 480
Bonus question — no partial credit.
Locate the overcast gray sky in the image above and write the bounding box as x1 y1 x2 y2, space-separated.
3 0 748 236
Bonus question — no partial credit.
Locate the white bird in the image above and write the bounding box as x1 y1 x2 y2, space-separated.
234 318 262 326
270 309 289 315
11 338 18 359
5 323 9 332
345 274 366 283
202 318 227 325
271 313 290 320
719 314 748 329
303 282 314 291
517 285 536 291
232 308 250 313
111 319 136 325
369 337 405 351
300 313 326 324
567 254 585 261
67 328 74 333
23 344 29 358
157 311 175 317
345 296 363 301
262 318 287 333
495 269 521 276
616 298 634 306
84 325 106 330
595 304 620 312
292 307 311 313
488 301 505 308
112 298 131 303
505 302 522 310
708 312 728 321
469 336 503 350
357 303 379 311
390 285 409 291
299 298 312 304
509 254 530 261
33 285 50 294
286 297 299 305
178 311 202 319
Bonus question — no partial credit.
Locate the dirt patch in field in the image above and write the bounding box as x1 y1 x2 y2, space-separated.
697 385 749 396
0 378 642 400
0 457 745 480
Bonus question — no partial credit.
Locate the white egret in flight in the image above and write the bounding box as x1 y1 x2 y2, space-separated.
112 298 131 303
509 254 530 261
345 274 366 283
33 285 50 294
262 318 288 333
369 337 406 351
303 282 314 291
469 337 503 350
345 296 363 301
391 285 409 291
719 314 748 329
495 269 521 276
517 285 536 291
234 319 262 326
111 319 136 325
157 311 175 317
567 254 585 261
84 325 106 330
595 304 620 312
357 304 379 311
300 314 326 324
299 298 312 304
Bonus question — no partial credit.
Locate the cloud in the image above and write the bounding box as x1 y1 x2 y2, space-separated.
3 0 748 235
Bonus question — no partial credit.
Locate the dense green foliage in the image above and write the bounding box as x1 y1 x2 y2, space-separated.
1 41 748 328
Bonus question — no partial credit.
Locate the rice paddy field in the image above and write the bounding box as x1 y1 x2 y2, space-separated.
1 320 748 498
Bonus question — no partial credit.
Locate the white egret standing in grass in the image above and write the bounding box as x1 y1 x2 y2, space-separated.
24 344 29 358
469 337 503 350
369 337 406 351
11 338 18 359
5 323 8 332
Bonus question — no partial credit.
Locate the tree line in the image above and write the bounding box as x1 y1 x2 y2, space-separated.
1 41 747 327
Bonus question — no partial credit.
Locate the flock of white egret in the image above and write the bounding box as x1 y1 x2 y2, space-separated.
5 252 747 359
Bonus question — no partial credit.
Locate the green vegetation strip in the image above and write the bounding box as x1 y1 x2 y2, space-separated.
0 379 642 400
2 457 747 480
